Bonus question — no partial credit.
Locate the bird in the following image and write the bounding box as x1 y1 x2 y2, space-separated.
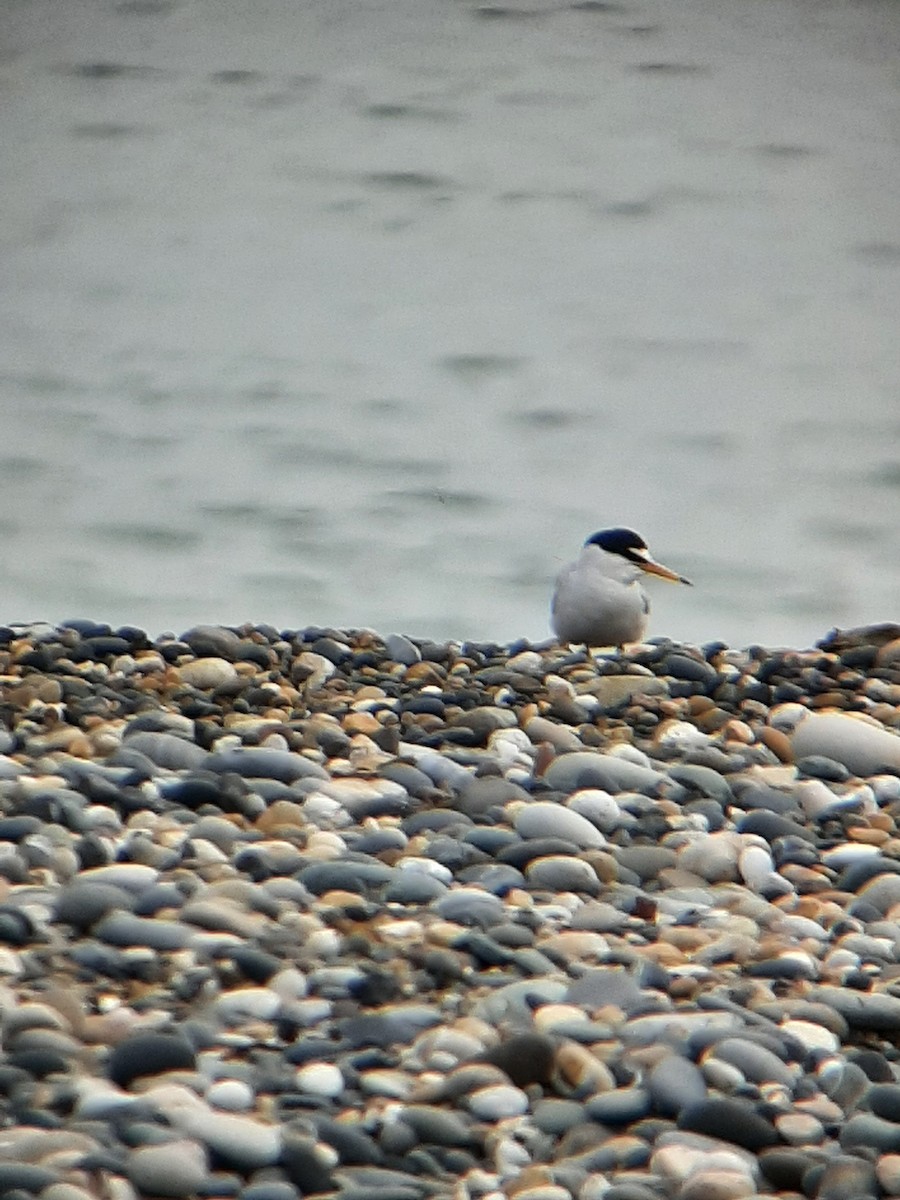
551 527 692 651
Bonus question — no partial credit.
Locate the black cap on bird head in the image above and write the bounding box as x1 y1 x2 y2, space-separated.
585 528 647 557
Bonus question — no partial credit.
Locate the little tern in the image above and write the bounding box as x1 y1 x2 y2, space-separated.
551 528 692 651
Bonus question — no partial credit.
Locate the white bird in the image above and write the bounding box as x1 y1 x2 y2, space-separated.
551 527 692 651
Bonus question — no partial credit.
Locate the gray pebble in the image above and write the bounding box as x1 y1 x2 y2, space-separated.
127 1139 208 1198
648 1054 708 1117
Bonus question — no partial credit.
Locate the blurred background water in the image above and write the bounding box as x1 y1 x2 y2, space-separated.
2 0 899 649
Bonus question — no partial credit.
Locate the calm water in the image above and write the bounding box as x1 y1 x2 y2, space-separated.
2 0 899 649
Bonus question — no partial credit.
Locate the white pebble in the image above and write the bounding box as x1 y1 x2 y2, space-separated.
821 843 881 869
214 987 280 1023
872 775 900 802
302 793 351 827
178 658 238 689
206 1079 254 1112
396 857 453 883
303 928 343 959
514 801 606 849
270 968 308 1001
782 1019 839 1053
738 844 775 888
467 1083 529 1120
296 1061 344 1098
567 788 622 833
656 721 711 752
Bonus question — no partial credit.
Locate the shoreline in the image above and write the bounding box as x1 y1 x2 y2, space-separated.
1 619 900 1199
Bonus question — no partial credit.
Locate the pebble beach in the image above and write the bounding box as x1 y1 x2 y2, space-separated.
3 619 900 1200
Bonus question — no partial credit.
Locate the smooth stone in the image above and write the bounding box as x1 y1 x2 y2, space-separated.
848 1048 895 1082
737 844 776 889
613 845 678 881
330 1172 435 1200
811 986 900 1032
678 833 740 882
567 968 644 1012
820 1061 872 1110
856 872 900 913
466 1083 529 1120
385 634 422 665
206 746 328 782
775 1111 824 1145
624 1011 741 1048
126 1139 208 1198
567 788 624 833
677 1098 780 1151
506 1187 571 1200
791 712 900 776
736 809 814 844
53 882 133 930
181 625 242 658
384 873 448 903
238 1185 300 1200
177 657 239 689
0 1164 60 1192
463 862 526 896
451 705 518 738
456 776 531 816
821 842 882 869
279 1127 335 1193
532 1098 589 1135
796 754 851 781
436 888 505 926
401 747 473 791
514 801 606 849
667 764 733 805
839 857 900 893
338 1007 442 1049
478 1033 557 1088
732 784 801 816
543 752 666 796
42 1186 100 1200
497 836 580 870
306 1115 384 1167
876 1154 900 1195
295 1062 344 1098
298 861 395 895
586 1086 652 1124
0 756 26 779
378 761 435 798
524 715 585 752
867 1083 900 1123
399 1105 477 1147
707 1038 795 1087
525 856 601 894
94 912 195 951
207 1079 254 1112
118 730 209 770
585 675 669 707
779 1019 839 1054
817 1153 880 1199
665 654 719 686
648 1055 708 1118
0 815 44 840
569 900 630 933
678 1170 754 1200
600 1188 666 1200
151 1091 281 1169
758 1147 812 1192
108 1034 196 1088
841 1112 900 1153
215 987 281 1023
